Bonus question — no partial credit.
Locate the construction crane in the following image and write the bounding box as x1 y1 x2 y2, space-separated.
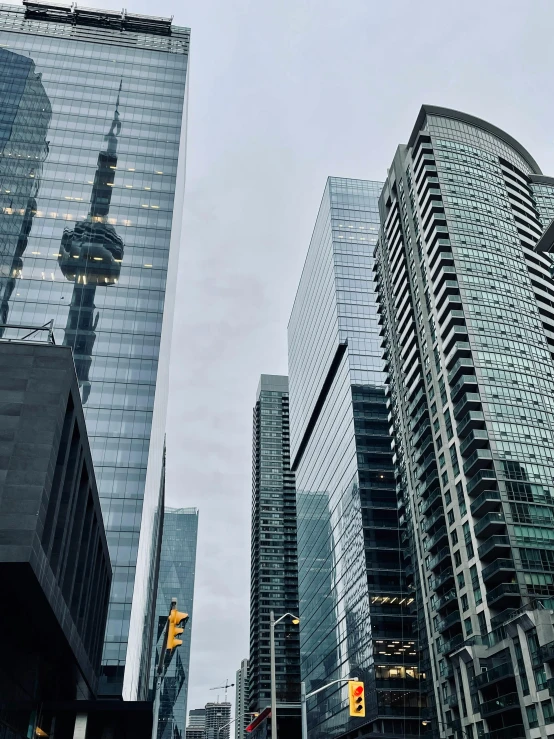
210 678 235 703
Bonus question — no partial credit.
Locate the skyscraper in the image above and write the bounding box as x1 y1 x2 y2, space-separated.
249 374 300 714
0 1 190 698
374 105 554 739
151 507 199 739
204 702 231 739
235 658 249 739
288 178 426 739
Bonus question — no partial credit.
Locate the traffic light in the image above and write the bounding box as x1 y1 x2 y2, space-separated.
167 609 188 649
348 680 365 717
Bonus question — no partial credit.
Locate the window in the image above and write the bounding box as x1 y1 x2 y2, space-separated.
444 489 452 505
442 471 449 487
542 700 554 725
448 510 455 525
451 529 458 546
454 550 462 567
535 667 547 692
434 418 440 434
439 452 446 468
466 541 475 559
526 704 538 729
465 617 473 636
444 409 453 439
457 572 465 588
477 611 487 635
461 594 469 612
449 444 460 476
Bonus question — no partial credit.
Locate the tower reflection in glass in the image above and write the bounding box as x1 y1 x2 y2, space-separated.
0 2 190 699
59 84 124 404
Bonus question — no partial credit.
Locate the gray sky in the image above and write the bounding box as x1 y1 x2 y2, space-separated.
169 0 554 718
9 0 554 719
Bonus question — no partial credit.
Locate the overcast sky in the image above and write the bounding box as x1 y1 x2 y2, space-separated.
10 0 554 719
170 0 554 718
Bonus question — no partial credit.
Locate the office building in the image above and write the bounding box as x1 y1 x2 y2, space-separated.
150 507 199 739
0 338 110 736
204 702 231 739
0 1 190 698
186 708 205 739
288 178 426 739
374 105 554 739
235 658 249 739
249 374 301 715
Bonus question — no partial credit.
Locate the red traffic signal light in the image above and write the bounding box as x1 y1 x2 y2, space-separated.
348 680 365 717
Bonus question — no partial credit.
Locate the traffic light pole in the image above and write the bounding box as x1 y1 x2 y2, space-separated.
300 677 358 739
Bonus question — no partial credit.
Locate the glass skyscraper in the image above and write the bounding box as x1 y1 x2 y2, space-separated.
374 105 554 739
0 1 189 698
288 177 426 739
249 374 300 712
150 507 199 739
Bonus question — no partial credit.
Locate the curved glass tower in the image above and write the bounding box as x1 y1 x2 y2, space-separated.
0 1 190 699
375 106 554 739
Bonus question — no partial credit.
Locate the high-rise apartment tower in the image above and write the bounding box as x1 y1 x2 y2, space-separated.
0 1 190 698
235 658 249 739
374 105 554 739
204 702 231 739
249 375 300 712
288 177 427 739
150 507 199 739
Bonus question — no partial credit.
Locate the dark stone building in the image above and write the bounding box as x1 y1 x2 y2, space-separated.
0 339 112 737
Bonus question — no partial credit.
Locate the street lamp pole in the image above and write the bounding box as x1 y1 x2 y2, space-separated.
300 677 358 739
270 611 299 739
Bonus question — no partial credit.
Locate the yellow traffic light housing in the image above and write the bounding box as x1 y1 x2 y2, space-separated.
348 680 365 717
167 609 188 649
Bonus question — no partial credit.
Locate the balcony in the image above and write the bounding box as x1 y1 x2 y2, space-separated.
437 610 462 633
435 588 457 612
437 293 463 323
446 693 459 709
486 583 521 608
470 489 501 516
463 448 493 477
440 633 464 655
460 428 489 457
482 559 515 585
450 372 478 402
413 421 432 448
480 692 519 717
408 388 426 417
445 341 472 372
540 640 554 664
421 488 442 516
428 547 451 572
454 392 481 420
429 567 454 592
475 512 506 538
457 410 485 437
423 507 445 534
417 471 440 498
448 357 475 385
467 468 497 496
478 535 511 561
443 324 468 355
426 525 448 552
472 661 514 689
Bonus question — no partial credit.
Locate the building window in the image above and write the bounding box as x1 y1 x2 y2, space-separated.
454 550 462 567
527 704 538 729
542 700 554 725
465 617 473 636
461 594 469 612
535 667 547 692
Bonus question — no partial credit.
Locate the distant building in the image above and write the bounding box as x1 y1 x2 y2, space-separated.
235 658 249 739
187 708 206 730
204 703 231 739
185 731 204 739
151 507 199 739
249 375 300 715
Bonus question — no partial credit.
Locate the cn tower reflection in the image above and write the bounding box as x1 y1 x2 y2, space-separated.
59 83 124 403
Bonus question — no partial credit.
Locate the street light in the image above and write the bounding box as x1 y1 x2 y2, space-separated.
217 713 258 736
270 611 300 739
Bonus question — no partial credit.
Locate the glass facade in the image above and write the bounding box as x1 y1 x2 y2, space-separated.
288 178 426 739
374 106 554 739
150 507 198 739
0 3 189 698
249 374 300 711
